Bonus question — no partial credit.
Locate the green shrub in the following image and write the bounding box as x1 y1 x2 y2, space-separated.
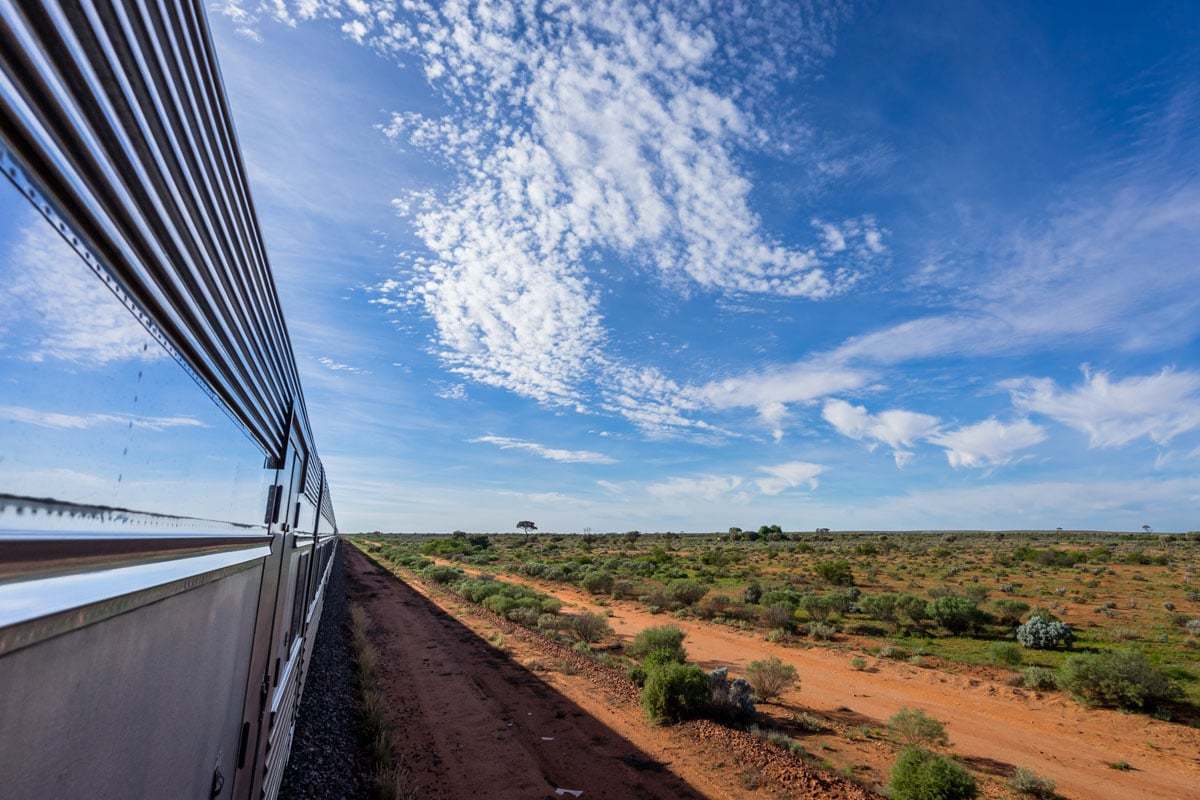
888 747 977 800
1009 767 1056 798
762 602 794 630
482 594 515 616
807 621 836 640
897 594 930 626
928 596 983 634
861 593 899 622
744 656 798 702
422 565 465 584
743 581 763 605
627 625 687 662
641 662 710 723
888 707 949 748
814 559 855 586
1022 667 1059 691
666 579 709 606
993 599 1031 627
642 647 684 670
581 571 615 595
627 665 647 687
570 612 613 643
987 642 1024 667
799 593 834 621
1060 650 1180 710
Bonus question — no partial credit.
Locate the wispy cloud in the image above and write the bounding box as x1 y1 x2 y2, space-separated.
317 356 369 374
1004 366 1200 447
435 383 468 401
471 435 616 465
929 418 1046 469
0 219 161 365
0 405 205 431
645 474 745 502
356 1 883 415
755 461 823 495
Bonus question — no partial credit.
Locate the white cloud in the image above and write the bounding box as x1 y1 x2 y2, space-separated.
0 219 162 365
355 0 883 416
471 435 616 465
685 362 871 440
1004 366 1200 448
317 356 368 374
755 461 823 495
645 460 823 501
435 383 468 401
822 399 941 467
824 177 1200 367
929 418 1046 469
0 405 204 431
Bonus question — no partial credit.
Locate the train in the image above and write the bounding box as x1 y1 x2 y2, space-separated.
0 1 339 797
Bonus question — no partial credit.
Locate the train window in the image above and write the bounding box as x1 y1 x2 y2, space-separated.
0 179 270 532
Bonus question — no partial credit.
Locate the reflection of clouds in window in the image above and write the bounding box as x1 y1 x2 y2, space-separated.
0 216 161 365
0 404 204 431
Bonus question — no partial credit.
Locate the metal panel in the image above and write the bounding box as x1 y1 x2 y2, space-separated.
0 560 265 800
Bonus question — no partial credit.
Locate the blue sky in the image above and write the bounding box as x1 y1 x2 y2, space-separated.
3 1 1198 532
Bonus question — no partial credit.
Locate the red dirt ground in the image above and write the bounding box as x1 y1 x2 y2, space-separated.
435 559 1200 800
346 547 872 800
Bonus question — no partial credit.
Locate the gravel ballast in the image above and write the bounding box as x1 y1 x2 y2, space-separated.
280 544 370 800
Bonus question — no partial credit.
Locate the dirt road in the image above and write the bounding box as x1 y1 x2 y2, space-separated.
439 560 1200 800
345 546 708 799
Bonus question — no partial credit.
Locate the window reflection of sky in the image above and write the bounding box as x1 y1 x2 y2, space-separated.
0 184 269 529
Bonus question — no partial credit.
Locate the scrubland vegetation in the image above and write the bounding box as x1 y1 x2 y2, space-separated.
356 528 1200 798
368 528 1200 715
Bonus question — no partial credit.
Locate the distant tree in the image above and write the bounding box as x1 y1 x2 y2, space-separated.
816 527 831 534
625 530 642 544
517 520 537 535
1055 527 1064 533
728 526 743 537
452 530 467 539
1142 524 1152 533
580 532 598 549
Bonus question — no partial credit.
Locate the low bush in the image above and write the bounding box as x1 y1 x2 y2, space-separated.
1009 767 1056 798
581 571 614 595
627 625 687 662
1060 649 1180 710
422 565 465 584
744 656 798 702
897 594 930 626
807 621 836 640
666 579 709 606
861 593 899 623
1016 614 1074 650
988 641 1024 667
570 612 613 643
888 707 949 748
642 662 710 723
1022 667 1059 691
743 581 763 605
993 599 1031 627
889 747 977 800
814 559 855 586
762 602 794 630
928 595 984 635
